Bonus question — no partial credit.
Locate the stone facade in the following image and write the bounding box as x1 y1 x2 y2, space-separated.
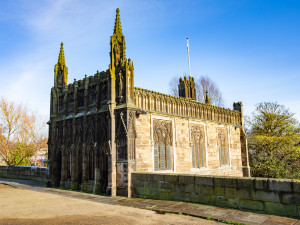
48 8 250 197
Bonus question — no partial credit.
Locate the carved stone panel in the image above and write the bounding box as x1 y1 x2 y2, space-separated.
191 125 206 168
218 128 229 166
153 119 173 171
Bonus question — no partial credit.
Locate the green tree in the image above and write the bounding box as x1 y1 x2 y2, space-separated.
248 102 300 179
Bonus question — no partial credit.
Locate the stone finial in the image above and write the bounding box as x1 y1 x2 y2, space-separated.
113 8 123 36
205 91 211 105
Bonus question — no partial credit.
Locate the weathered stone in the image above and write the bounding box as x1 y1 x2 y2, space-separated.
253 190 280 203
214 186 225 196
255 178 269 190
214 177 236 188
282 193 300 205
184 184 195 193
196 184 214 196
237 188 252 200
293 180 300 193
268 178 292 192
217 196 239 209
239 199 264 211
132 173 147 181
195 176 213 186
204 195 218 205
236 177 255 189
224 187 238 198
264 202 297 217
164 174 179 183
179 175 195 185
189 193 205 203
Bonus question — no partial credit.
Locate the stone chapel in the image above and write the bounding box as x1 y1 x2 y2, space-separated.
48 8 250 197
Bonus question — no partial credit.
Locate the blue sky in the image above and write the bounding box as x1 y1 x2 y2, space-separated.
0 0 299 121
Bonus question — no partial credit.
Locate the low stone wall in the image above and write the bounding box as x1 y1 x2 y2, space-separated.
0 165 48 183
131 173 300 218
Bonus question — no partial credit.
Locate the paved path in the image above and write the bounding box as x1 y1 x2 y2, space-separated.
0 178 299 225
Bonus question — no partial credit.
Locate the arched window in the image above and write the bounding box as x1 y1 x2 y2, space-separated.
191 125 206 168
153 119 172 171
218 128 229 166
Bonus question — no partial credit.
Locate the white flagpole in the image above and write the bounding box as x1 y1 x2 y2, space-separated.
187 38 191 77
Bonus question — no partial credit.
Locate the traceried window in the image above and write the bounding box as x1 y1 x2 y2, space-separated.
153 119 173 171
191 125 206 168
218 128 230 166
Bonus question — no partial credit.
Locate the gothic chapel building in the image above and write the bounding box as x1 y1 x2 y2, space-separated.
48 9 250 197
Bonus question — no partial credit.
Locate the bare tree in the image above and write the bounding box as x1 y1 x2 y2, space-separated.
196 76 224 106
0 98 47 165
168 75 224 107
168 76 180 97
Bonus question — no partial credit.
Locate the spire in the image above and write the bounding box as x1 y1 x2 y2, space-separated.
54 42 68 87
205 90 211 105
113 8 123 36
58 42 65 66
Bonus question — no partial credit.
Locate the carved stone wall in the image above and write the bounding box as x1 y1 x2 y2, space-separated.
134 87 241 125
135 113 244 177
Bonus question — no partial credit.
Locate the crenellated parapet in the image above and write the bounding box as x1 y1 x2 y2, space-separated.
178 76 196 100
134 87 242 125
52 70 110 119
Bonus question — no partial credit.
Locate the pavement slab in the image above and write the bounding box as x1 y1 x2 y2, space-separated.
0 178 299 225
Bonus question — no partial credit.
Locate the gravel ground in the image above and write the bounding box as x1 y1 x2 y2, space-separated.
0 184 219 225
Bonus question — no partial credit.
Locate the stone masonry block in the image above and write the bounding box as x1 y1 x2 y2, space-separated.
132 179 143 187
195 176 213 186
132 173 147 181
184 184 195 193
253 190 280 203
164 174 179 183
179 175 195 185
147 174 163 182
255 178 269 190
264 202 297 217
293 180 300 193
236 177 255 189
173 191 185 202
175 183 185 193
268 178 292 192
189 193 205 203
239 199 264 211
214 186 225 196
159 181 174 191
196 184 214 196
282 193 300 205
217 196 239 209
153 174 165 182
214 177 236 188
237 188 252 200
225 187 238 198
204 195 218 205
